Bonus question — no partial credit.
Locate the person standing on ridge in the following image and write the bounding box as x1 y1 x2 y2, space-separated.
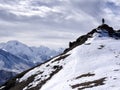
102 18 105 24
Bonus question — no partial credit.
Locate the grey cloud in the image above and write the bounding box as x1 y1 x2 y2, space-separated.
30 0 63 7
0 0 18 4
0 0 119 49
0 31 15 37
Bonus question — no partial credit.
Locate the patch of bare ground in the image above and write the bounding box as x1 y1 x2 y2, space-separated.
70 77 106 90
75 73 95 79
98 45 105 49
51 54 70 63
69 73 95 82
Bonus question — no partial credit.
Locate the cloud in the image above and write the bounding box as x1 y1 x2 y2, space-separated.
0 0 63 17
0 0 119 49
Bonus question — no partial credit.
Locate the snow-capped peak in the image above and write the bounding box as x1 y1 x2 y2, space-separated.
0 40 63 85
0 40 33 55
6 40 25 45
1 24 120 90
0 40 63 64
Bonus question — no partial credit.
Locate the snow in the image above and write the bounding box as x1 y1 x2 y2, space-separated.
0 49 32 73
2 29 120 90
0 40 63 64
0 60 4 68
19 55 62 82
19 53 70 90
0 86 5 89
0 40 63 86
40 32 120 90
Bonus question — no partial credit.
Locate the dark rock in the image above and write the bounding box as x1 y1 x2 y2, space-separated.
64 24 120 53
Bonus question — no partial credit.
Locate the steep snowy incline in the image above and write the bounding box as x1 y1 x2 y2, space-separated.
1 24 120 90
41 37 120 90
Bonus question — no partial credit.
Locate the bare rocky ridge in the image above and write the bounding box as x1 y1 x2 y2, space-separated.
64 24 120 53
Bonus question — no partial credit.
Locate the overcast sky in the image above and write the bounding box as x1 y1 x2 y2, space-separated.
0 0 120 49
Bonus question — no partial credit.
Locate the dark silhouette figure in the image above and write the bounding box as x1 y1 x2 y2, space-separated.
102 18 105 24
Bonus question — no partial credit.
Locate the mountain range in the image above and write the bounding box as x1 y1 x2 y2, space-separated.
0 41 63 85
0 24 120 90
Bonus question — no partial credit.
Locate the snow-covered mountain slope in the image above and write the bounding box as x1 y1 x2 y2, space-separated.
1 24 120 90
0 49 33 85
0 40 63 64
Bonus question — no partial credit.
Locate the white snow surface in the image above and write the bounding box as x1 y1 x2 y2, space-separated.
19 31 120 90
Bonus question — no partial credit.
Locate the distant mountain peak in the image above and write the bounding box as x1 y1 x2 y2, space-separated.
6 40 28 47
7 40 21 44
0 40 63 85
0 40 62 63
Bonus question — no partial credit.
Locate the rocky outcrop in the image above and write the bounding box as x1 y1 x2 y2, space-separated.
64 24 120 53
